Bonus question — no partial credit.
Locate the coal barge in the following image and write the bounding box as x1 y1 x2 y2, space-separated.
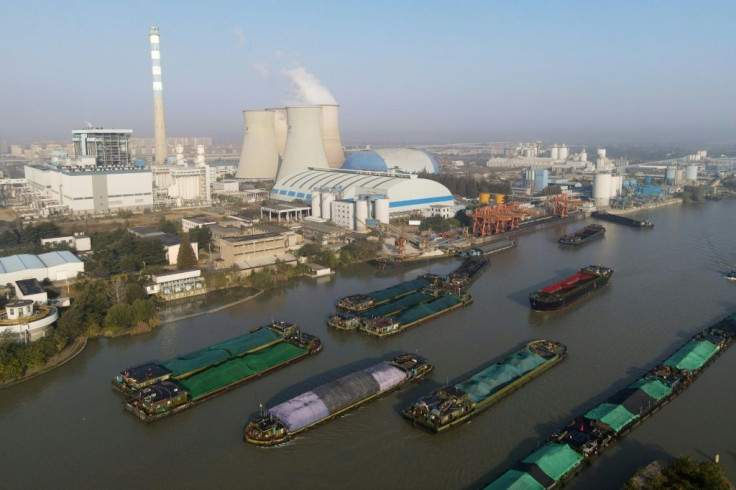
244 354 433 446
485 313 736 490
335 277 431 312
558 224 605 246
529 265 613 311
592 210 653 228
402 340 567 433
112 322 322 422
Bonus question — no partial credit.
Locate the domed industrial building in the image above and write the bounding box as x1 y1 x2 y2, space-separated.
271 168 453 222
341 148 439 174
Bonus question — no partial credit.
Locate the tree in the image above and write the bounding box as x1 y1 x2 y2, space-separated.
176 234 197 270
627 456 731 490
189 226 212 251
157 216 177 234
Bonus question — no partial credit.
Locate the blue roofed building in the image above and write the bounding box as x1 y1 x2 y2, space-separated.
341 148 439 174
0 251 84 284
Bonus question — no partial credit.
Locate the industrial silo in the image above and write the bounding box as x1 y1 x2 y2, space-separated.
321 192 334 220
550 146 560 160
494 193 505 204
479 192 491 204
665 166 676 185
579 149 588 162
311 191 321 219
685 164 698 181
236 110 280 180
355 199 369 232
597 148 607 159
278 106 329 181
558 145 569 161
374 198 390 224
267 107 288 159
593 172 613 207
320 104 345 169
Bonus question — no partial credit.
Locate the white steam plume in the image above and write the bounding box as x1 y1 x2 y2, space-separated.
282 67 337 105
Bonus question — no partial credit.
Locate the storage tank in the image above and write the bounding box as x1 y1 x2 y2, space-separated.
494 193 505 204
665 166 676 185
320 104 345 169
236 110 280 179
685 164 698 181
311 191 321 219
355 199 368 232
611 175 622 197
277 106 329 181
321 192 334 220
374 198 390 224
579 149 588 162
675 168 684 184
550 146 560 160
267 107 288 158
479 192 491 204
597 148 607 159
593 172 613 207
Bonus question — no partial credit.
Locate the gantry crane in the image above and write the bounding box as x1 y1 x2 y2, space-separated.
550 193 583 219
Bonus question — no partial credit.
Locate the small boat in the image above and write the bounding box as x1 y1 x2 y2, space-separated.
726 270 736 281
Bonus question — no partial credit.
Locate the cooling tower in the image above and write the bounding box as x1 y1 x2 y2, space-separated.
277 106 329 181
236 110 280 180
149 27 168 165
267 108 288 158
320 104 345 169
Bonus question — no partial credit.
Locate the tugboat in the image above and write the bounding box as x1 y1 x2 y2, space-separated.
529 265 613 310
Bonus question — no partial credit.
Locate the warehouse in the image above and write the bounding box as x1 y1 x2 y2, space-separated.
0 251 84 284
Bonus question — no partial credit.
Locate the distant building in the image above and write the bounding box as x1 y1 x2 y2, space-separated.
40 234 91 252
145 269 206 301
181 215 216 233
128 227 198 266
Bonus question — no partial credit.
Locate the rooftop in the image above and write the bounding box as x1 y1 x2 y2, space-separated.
15 278 44 296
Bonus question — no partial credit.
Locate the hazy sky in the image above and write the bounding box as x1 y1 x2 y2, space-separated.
1 1 734 145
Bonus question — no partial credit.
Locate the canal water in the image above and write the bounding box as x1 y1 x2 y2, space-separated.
1 200 735 489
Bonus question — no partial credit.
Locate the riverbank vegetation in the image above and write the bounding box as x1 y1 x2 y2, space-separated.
0 275 159 382
623 455 731 490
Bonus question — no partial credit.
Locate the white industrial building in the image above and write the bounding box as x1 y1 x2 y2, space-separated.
40 235 91 252
0 251 85 285
24 163 153 215
271 168 453 230
151 165 211 206
341 148 439 174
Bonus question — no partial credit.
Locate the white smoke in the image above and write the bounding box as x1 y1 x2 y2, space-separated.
252 63 270 80
282 66 337 105
230 27 246 47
